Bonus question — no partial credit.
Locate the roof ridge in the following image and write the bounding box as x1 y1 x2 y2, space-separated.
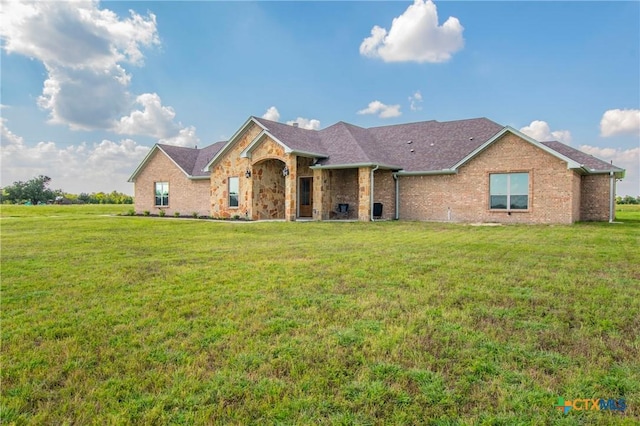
366 116 498 131
254 116 321 133
340 122 374 163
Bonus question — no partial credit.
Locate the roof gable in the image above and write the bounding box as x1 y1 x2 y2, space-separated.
128 141 225 182
205 117 271 170
253 117 326 156
541 141 625 176
448 126 582 172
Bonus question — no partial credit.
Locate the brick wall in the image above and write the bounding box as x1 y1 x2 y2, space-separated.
133 149 210 216
398 133 579 224
330 169 359 219
373 169 396 220
580 174 612 221
571 172 581 222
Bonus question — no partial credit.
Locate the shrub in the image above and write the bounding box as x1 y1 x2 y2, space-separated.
174 212 180 217
233 214 240 220
126 209 135 216
143 210 150 216
158 209 166 217
192 212 199 219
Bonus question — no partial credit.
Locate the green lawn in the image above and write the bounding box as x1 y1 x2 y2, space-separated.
1 205 639 424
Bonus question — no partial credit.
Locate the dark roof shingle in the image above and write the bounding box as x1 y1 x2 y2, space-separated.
541 141 624 173
200 116 624 176
253 116 505 171
159 141 225 177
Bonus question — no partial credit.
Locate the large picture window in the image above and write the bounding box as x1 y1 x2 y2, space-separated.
228 177 239 208
155 182 169 206
490 173 529 210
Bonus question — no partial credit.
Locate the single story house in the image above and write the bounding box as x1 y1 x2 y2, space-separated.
128 116 625 224
128 141 225 217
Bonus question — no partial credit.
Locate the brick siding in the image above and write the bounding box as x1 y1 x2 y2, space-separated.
398 133 580 224
133 149 210 216
372 169 396 220
580 174 612 221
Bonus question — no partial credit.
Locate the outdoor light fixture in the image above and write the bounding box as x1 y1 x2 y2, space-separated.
245 169 252 178
282 166 289 177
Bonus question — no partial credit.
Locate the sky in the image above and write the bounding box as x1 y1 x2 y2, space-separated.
1 0 639 196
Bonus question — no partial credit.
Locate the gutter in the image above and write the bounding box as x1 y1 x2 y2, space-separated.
370 165 379 221
395 169 457 176
310 162 402 170
393 172 399 220
609 171 615 223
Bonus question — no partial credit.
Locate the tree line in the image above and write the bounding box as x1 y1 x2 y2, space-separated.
1 175 133 205
616 195 640 205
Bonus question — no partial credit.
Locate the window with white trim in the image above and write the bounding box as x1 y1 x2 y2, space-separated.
489 173 529 210
155 182 169 206
228 177 239 208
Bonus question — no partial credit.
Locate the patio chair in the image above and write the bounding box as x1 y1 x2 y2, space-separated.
336 203 349 219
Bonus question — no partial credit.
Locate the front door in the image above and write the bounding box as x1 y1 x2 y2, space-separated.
299 177 313 217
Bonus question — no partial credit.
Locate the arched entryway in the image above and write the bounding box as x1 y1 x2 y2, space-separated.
252 158 286 220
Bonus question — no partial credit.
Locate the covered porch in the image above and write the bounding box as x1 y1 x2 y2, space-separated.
310 166 397 221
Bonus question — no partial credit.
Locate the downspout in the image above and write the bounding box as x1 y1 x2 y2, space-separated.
370 165 379 221
393 172 399 220
609 171 615 223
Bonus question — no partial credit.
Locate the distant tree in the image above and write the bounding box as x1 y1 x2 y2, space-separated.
1 179 134 205
71 190 133 204
78 193 92 203
617 195 640 205
3 175 56 204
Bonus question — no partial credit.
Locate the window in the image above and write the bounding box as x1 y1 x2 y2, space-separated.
228 177 239 208
490 172 529 210
155 182 169 206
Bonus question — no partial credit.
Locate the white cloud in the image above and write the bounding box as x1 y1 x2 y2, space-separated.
114 93 198 146
0 1 196 142
159 126 199 147
520 120 572 144
37 65 132 130
1 118 148 193
358 100 402 119
0 117 24 148
262 106 281 122
259 106 320 130
409 90 423 111
600 109 640 137
0 1 158 130
286 118 321 130
1 1 158 69
579 145 640 196
360 0 464 63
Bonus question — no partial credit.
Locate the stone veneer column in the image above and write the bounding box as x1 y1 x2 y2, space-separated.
313 168 331 220
358 167 371 221
284 154 297 221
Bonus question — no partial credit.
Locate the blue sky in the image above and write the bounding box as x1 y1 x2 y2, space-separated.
1 0 639 196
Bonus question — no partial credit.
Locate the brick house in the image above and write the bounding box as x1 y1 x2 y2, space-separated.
129 116 625 224
128 142 225 216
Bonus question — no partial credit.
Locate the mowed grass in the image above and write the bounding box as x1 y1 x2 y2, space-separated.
1 205 639 425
